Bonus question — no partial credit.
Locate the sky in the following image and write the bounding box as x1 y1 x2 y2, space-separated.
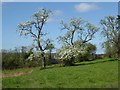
1 2 118 54
1 0 119 2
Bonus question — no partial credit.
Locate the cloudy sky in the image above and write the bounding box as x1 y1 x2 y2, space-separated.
2 2 118 54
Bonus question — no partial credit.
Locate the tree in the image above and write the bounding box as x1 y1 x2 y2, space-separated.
74 41 97 61
100 16 120 59
17 8 53 69
57 18 99 65
58 18 99 46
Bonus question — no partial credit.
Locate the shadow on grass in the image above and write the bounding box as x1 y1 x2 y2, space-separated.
74 58 118 66
41 58 118 70
40 64 61 70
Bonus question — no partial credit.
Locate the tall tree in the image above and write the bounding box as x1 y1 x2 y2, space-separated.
58 18 99 46
100 16 120 59
17 8 52 69
57 18 99 65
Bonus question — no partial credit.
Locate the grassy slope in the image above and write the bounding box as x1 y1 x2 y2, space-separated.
2 58 118 88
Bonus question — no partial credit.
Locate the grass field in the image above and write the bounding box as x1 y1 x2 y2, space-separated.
2 58 118 88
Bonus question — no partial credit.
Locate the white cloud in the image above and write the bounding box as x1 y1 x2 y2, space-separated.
75 3 99 13
47 10 63 23
47 17 62 23
53 10 63 15
47 18 55 22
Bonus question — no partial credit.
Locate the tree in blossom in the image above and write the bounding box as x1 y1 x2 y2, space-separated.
17 8 53 69
57 17 99 65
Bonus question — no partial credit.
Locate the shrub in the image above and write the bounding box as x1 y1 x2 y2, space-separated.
2 51 24 69
2 49 37 70
57 46 81 66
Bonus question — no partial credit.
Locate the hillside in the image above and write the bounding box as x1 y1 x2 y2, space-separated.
2 58 118 88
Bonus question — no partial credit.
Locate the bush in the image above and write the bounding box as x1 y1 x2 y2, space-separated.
76 43 97 62
2 51 23 69
2 49 39 70
57 43 97 66
57 46 80 66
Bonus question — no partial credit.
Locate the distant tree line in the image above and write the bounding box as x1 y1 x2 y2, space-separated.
2 46 57 69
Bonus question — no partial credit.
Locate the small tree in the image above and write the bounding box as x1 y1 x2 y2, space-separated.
17 8 52 69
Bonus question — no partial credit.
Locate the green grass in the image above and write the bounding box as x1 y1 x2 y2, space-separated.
2 58 118 88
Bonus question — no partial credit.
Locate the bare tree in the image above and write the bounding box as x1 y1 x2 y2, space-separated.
17 8 52 69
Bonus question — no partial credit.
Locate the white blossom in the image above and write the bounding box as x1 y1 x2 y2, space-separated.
58 46 81 61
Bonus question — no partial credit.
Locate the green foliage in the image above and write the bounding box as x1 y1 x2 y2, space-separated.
2 51 25 69
77 43 97 61
2 58 118 88
2 48 39 70
45 53 57 65
25 60 39 68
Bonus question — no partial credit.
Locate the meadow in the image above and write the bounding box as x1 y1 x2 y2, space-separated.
2 58 118 88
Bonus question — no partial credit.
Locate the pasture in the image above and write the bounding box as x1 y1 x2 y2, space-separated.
2 58 118 88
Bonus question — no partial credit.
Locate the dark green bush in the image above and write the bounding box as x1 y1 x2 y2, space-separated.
2 49 40 70
2 51 24 69
2 49 57 69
